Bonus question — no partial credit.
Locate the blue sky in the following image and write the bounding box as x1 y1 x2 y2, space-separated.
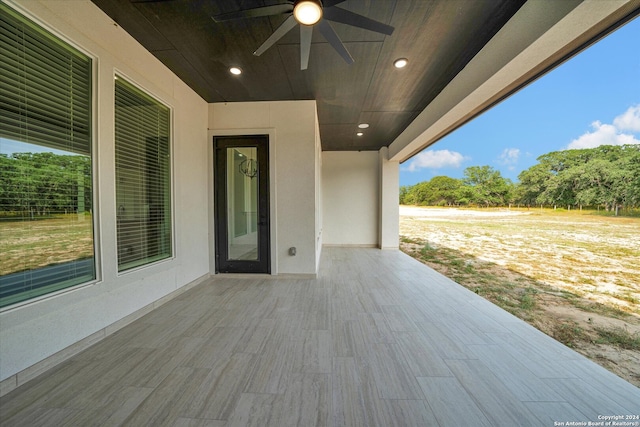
0 138 71 156
400 16 640 187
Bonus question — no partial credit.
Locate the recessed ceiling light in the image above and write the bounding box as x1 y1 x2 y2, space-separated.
229 67 242 75
293 0 323 26
393 58 408 68
358 123 369 129
356 132 364 137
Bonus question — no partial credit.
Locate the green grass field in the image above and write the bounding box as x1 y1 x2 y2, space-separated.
0 214 94 276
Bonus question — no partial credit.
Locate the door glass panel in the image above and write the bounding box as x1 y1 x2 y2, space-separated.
226 147 258 260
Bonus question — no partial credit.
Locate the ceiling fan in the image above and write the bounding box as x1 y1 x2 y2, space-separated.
212 0 394 70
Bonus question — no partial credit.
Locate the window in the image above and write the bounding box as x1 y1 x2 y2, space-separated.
0 3 94 308
115 77 172 271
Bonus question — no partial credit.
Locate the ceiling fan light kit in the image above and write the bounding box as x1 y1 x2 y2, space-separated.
293 0 323 26
212 0 394 70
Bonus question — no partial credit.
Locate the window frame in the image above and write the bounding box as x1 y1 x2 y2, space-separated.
113 72 175 274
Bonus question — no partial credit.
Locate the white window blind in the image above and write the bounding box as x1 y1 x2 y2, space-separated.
0 3 94 308
115 77 171 271
0 4 91 156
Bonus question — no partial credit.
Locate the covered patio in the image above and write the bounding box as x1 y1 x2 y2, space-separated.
2 247 638 426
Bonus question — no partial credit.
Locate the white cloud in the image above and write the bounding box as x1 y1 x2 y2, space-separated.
404 149 467 172
497 148 520 171
613 104 640 132
567 121 640 149
567 105 640 150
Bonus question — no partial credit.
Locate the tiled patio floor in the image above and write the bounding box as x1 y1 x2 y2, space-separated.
1 247 638 426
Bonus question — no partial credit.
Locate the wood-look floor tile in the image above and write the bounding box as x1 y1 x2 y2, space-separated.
404 298 452 324
225 393 277 427
367 343 423 400
183 309 227 338
125 336 205 388
45 348 155 409
502 320 582 360
445 359 538 426
332 357 367 427
541 378 635 419
184 353 259 421
381 305 418 332
173 417 227 427
131 316 198 349
268 373 330 427
554 359 640 411
123 367 211 426
331 296 361 321
414 321 472 360
417 376 493 427
64 385 154 426
303 310 329 330
373 399 438 427
452 303 511 334
270 311 305 342
332 320 355 357
244 338 303 395
353 356 402 427
355 291 382 314
301 330 332 373
72 321 151 361
370 287 406 307
299 288 329 314
357 313 395 344
141 299 191 324
484 332 580 379
181 327 245 368
3 248 638 427
232 318 276 354
39 348 152 411
215 306 261 328
0 407 81 427
433 314 494 346
468 344 562 402
0 360 93 418
523 401 589 426
395 331 453 377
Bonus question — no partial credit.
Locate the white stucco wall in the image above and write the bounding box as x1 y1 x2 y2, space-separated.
0 0 209 385
379 147 400 249
315 122 323 268
208 101 320 275
322 151 379 246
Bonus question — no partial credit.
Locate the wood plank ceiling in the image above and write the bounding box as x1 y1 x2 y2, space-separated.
90 0 527 151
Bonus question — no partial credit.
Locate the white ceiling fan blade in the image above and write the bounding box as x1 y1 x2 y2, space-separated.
324 6 394 35
300 25 313 70
254 15 297 56
318 20 353 65
212 4 294 22
322 0 347 6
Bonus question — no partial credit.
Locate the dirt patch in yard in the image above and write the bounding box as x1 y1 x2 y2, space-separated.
400 206 640 387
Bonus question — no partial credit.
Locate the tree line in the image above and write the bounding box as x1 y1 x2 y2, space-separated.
0 152 92 218
400 145 640 211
